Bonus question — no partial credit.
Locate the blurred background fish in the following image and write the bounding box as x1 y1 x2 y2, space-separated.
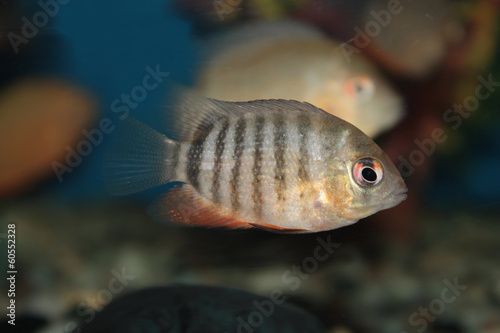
178 0 465 79
196 20 404 138
0 78 96 198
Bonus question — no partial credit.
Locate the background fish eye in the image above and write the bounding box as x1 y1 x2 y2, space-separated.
345 75 375 103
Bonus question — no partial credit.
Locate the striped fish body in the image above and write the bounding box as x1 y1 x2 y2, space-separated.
105 91 407 233
173 111 348 232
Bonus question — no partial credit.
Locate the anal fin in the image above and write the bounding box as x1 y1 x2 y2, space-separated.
249 223 309 234
148 182 252 230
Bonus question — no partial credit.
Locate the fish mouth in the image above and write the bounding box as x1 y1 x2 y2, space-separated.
395 187 408 201
381 188 408 210
347 187 408 219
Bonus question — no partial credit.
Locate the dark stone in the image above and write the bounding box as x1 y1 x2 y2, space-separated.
79 285 325 333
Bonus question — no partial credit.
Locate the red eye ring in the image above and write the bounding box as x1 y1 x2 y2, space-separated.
353 157 383 187
343 75 375 103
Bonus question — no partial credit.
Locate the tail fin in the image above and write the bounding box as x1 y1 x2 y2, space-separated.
103 118 178 196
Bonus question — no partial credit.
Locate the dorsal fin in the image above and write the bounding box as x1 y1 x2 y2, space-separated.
164 88 333 142
163 88 231 142
231 99 332 117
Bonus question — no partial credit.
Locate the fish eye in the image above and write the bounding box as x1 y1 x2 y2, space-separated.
343 75 375 103
353 157 383 187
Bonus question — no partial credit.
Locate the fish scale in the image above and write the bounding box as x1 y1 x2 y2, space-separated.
273 114 287 210
210 117 230 205
256 115 279 222
186 122 215 191
189 120 220 201
229 117 247 212
251 115 265 219
104 91 407 233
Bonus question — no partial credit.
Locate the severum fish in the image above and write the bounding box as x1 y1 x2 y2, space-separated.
104 92 407 233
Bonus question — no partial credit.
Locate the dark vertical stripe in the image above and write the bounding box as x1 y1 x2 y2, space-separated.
297 115 311 183
230 118 246 211
274 114 286 202
252 116 265 218
186 123 215 190
211 117 229 204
